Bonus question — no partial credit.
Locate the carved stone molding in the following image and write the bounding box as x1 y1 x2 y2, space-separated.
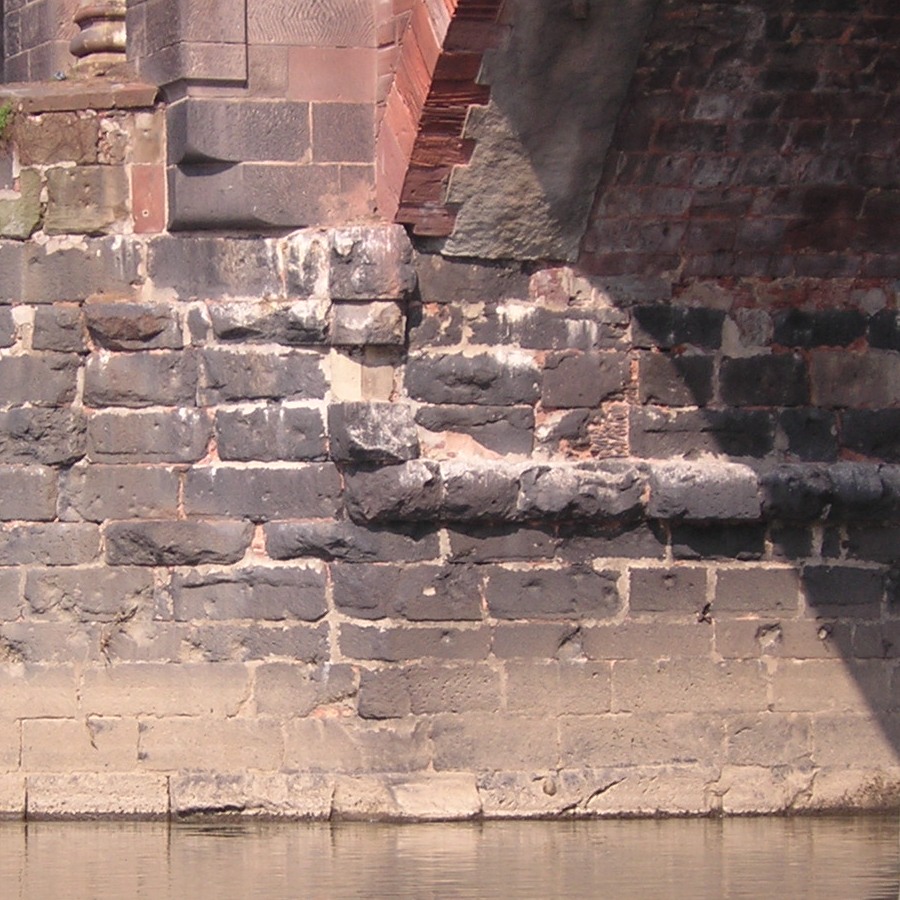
70 0 127 75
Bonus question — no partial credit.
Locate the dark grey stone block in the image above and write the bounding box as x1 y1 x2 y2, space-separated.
485 566 622 620
638 353 714 406
519 463 646 521
84 351 197 408
60 464 179 522
541 352 629 409
414 405 534 456
629 567 707 614
343 461 441 523
0 409 86 465
265 521 440 563
441 463 519 522
87 409 211 464
648 461 761 521
328 401 419 464
773 309 867 349
215 405 326 461
406 352 540 406
841 410 900 462
0 524 99 566
208 299 330 346
779 408 838 461
447 525 558 562
0 465 57 521
671 523 766 560
802 566 884 616
329 225 415 301
759 465 832 520
200 349 326 404
720 354 809 407
0 354 79 408
632 306 725 350
84 302 183 351
105 520 253 566
0 307 15 348
32 306 88 353
630 408 775 459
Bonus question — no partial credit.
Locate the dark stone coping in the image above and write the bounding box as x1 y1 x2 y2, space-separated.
0 78 159 114
340 459 900 526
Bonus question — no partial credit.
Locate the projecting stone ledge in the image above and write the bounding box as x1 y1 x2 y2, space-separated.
340 459 900 526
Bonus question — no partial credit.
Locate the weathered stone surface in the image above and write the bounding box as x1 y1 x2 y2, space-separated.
448 525 558 562
802 566 885 617
173 567 327 622
87 409 211 463
200 348 326 403
344 461 441 522
631 408 775 459
60 464 179 521
518 463 646 521
170 773 332 819
715 568 801 615
328 402 419 464
557 522 668 561
415 405 534 456
629 568 707 614
215 405 326 461
484 566 622 620
24 567 154 622
0 354 79 408
0 524 99 566
329 225 415 301
405 352 540 406
208 298 330 345
44 166 129 234
0 409 86 465
648 461 761 520
13 113 99 166
331 301 405 346
0 465 57 521
0 308 15 349
541 352 629 408
27 774 169 818
147 235 281 300
84 302 183 350
333 773 481 822
84 351 197 408
431 713 558 771
638 353 715 406
184 464 342 521
633 307 726 351
332 563 482 621
254 662 356 715
187 623 328 663
811 350 900 409
32 306 88 352
266 521 439 563
759 465 833 520
720 354 809 407
441 462 520 522
340 624 491 662
0 169 40 239
105 520 253 566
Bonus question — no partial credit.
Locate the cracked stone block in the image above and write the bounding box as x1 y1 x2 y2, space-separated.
328 401 419 463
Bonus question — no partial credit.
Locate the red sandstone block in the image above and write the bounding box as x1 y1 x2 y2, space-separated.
131 165 166 234
411 1 442 73
287 47 376 103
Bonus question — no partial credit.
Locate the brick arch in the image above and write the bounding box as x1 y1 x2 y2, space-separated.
376 0 506 236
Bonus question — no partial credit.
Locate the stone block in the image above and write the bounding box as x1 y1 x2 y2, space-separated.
648 461 761 520
811 714 900 768
208 298 330 345
841 410 900 462
0 568 21 621
82 662 249 717
0 353 79 408
84 302 183 351
725 713 812 766
773 309 867 349
105 520 253 566
714 568 801 615
329 224 415 301
0 465 57 521
671 523 766 560
868 310 900 351
328 401 419 463
0 664 78 718
44 167 129 234
32 306 88 353
84 351 197 409
414 252 529 305
215 405 326 461
284 718 430 774
186 623 327 664
265 521 440 562
629 567 707 614
184 464 341 521
331 300 405 346
0 775 24 816
339 624 491 662
0 168 40 241
490 623 581 659
518 463 646 521
632 306 725 350
26 773 169 818
720 354 809 407
759 465 832 520
582 622 712 660
60 464 179 522
802 565 884 617
0 308 14 350
170 772 333 819
415 405 534 455
447 525 558 562
147 235 281 300
811 350 900 408
173 566 327 622
343 461 441 522
441 462 520 522
484 566 622 620
138 717 283 771
630 408 775 458
333 773 481 822
638 353 715 406
13 113 99 166
199 348 326 404
541 351 629 408
312 103 374 163
332 563 482 621
24 567 154 622
0 524 99 566
167 98 310 164
612 659 767 714
0 409 86 465
431 713 558 771
506 661 611 714
560 713 723 767
845 525 900 563
253 662 355 716
405 352 540 406
359 664 501 718
87 409 211 463
22 718 139 771
771 659 891 712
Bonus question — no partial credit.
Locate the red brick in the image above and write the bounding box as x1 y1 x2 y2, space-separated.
131 165 166 234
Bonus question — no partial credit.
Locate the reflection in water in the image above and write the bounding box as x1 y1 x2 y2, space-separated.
0 815 897 899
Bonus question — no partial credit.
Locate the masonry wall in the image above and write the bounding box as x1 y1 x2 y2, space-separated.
0 1 897 820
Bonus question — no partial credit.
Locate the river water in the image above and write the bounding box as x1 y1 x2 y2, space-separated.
0 815 897 898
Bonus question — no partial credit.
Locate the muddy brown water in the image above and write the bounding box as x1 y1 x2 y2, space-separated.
0 814 897 898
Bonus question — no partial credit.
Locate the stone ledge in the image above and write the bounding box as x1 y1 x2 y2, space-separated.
342 459 900 526
0 78 158 114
